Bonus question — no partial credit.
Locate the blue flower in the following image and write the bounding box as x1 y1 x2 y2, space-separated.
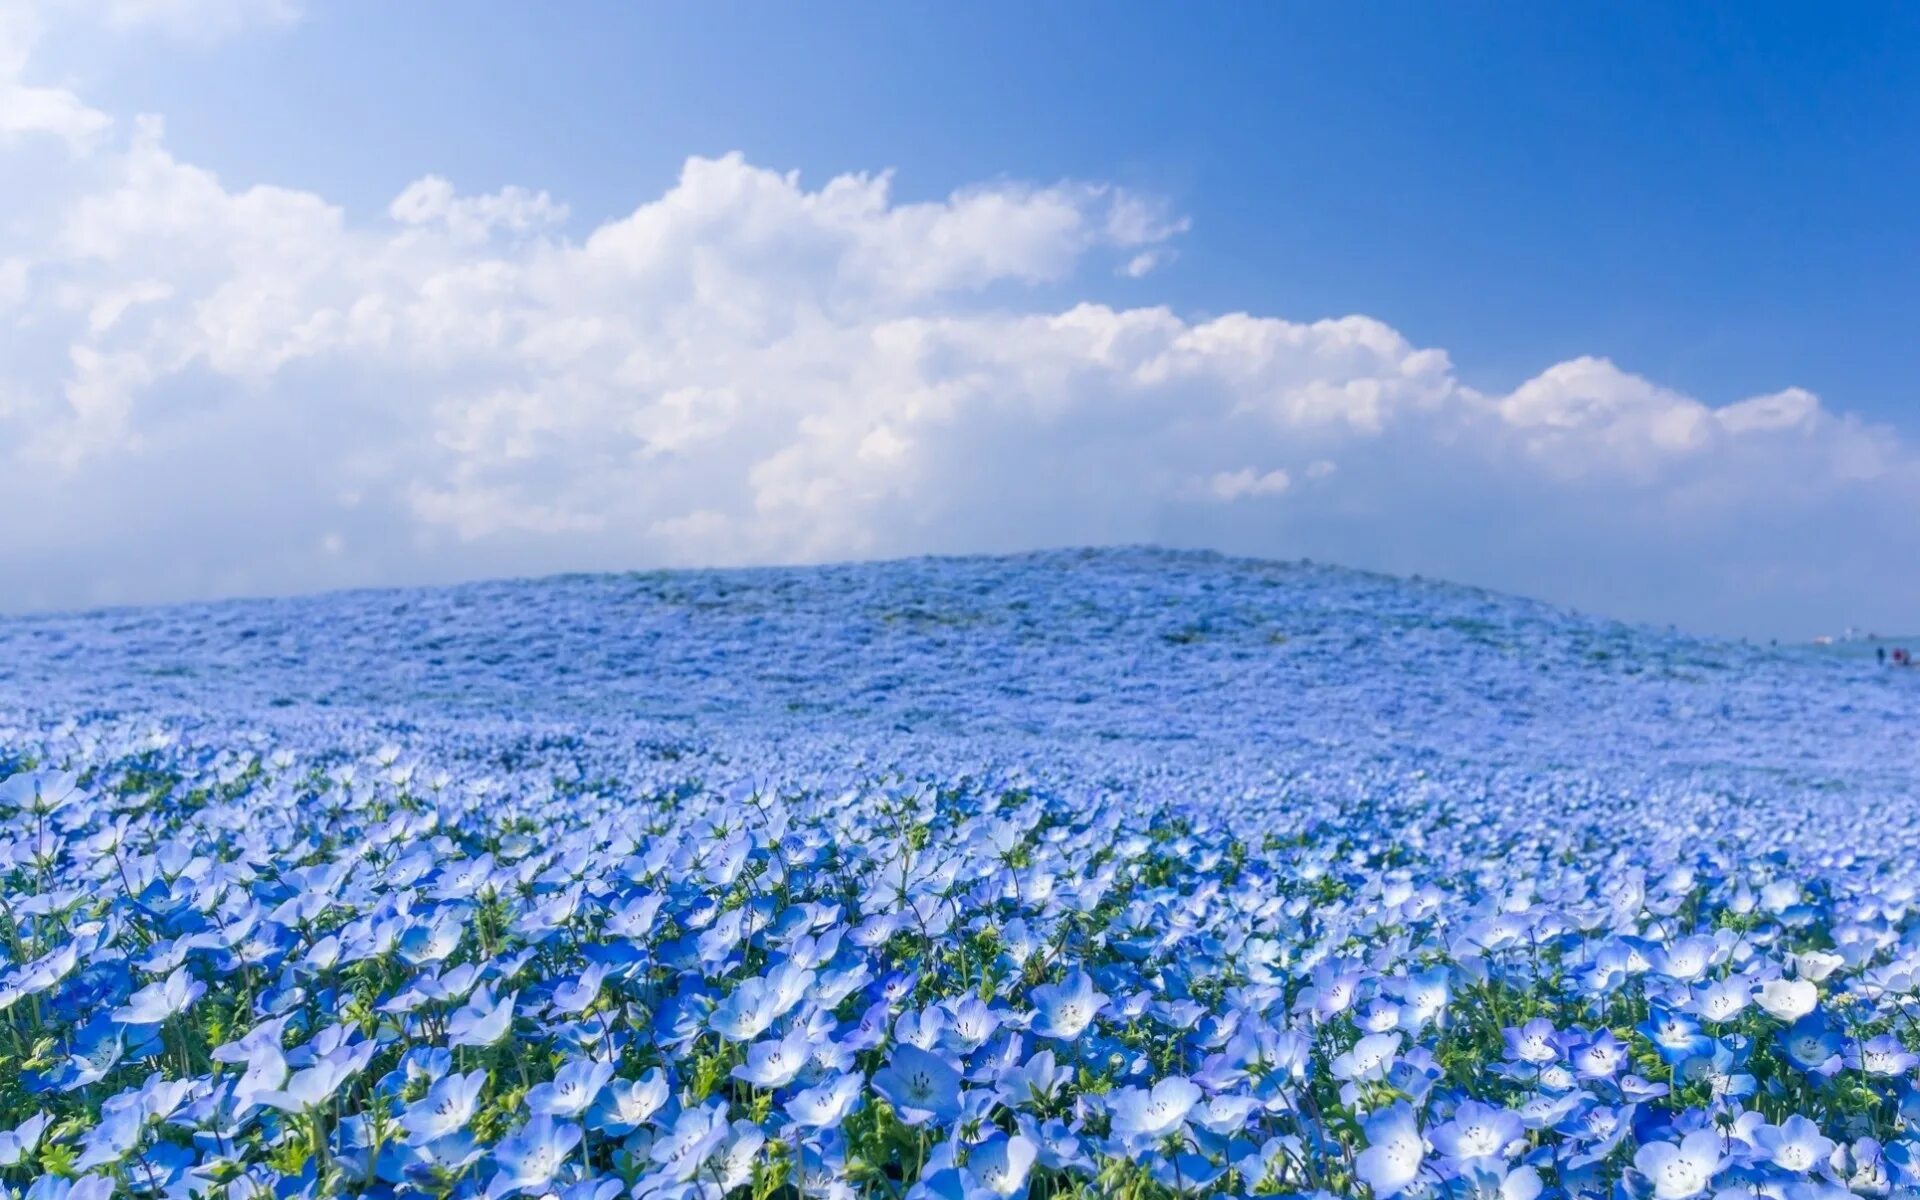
1752 1114 1834 1174
968 1133 1038 1198
1106 1076 1201 1144
585 1068 668 1135
873 1045 964 1127
448 988 517 1048
1633 1130 1723 1199
1028 971 1107 1042
1354 1102 1425 1198
1428 1100 1523 1167
110 966 205 1025
785 1071 864 1130
400 1069 487 1144
732 1024 812 1089
525 1057 614 1119
490 1115 581 1195
0 1112 49 1168
649 1101 730 1183
1637 1006 1712 1066
1848 1034 1920 1077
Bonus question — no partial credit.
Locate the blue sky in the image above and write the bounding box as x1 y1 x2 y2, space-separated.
63 3 1920 421
3 2 1917 633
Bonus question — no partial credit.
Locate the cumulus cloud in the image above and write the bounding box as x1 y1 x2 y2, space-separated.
1201 468 1293 502
0 7 110 149
0 18 1914 635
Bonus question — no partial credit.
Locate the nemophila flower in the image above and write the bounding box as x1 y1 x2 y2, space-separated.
1697 1040 1757 1100
421 961 486 1004
896 1006 948 1051
996 1047 1070 1109
22 1177 114 1200
881 970 922 1007
229 1041 289 1114
602 892 666 941
585 1068 668 1135
967 1133 1038 1198
1691 976 1751 1023
874 1045 964 1126
1639 1006 1714 1065
1107 1076 1201 1143
401 1069 487 1143
449 988 517 1048
1652 936 1717 983
1757 978 1819 1021
1148 1150 1225 1194
255 1048 367 1114
786 1071 864 1130
211 1013 294 1066
650 1101 730 1182
733 1024 812 1089
1847 1034 1918 1077
1395 968 1452 1031
1571 1030 1627 1079
1753 1114 1836 1174
550 962 610 1014
404 1129 485 1186
1634 1130 1725 1199
1428 1100 1523 1167
712 1119 769 1192
399 907 468 965
1303 962 1362 1021
73 1106 142 1171
1514 1088 1585 1131
1502 1018 1559 1065
516 885 585 941
1837 1136 1892 1194
1559 1102 1634 1168
525 1056 614 1119
1332 1031 1402 1081
1355 1101 1426 1198
0 770 79 815
1029 971 1107 1041
941 994 1003 1053
1782 1013 1846 1077
2 942 78 1011
710 975 784 1042
490 1115 581 1195
62 1029 124 1090
1790 951 1845 982
1357 997 1402 1034
110 965 205 1024
1450 1161 1543 1200
0 1112 49 1167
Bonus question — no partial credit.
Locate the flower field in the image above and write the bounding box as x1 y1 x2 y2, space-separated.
1 548 1916 1200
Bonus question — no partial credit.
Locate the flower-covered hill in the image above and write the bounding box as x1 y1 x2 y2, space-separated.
0 548 1916 1199
2 547 1910 803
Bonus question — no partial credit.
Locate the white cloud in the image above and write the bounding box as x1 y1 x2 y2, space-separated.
389 175 569 245
0 27 1914 635
0 7 110 150
1201 467 1292 502
1120 248 1173 278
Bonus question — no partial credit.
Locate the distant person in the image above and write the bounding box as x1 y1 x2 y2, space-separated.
1880 647 1888 665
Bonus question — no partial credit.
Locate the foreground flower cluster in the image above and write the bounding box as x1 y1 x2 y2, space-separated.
0 549 1916 1199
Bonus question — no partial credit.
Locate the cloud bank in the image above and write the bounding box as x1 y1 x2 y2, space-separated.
2 7 1915 635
